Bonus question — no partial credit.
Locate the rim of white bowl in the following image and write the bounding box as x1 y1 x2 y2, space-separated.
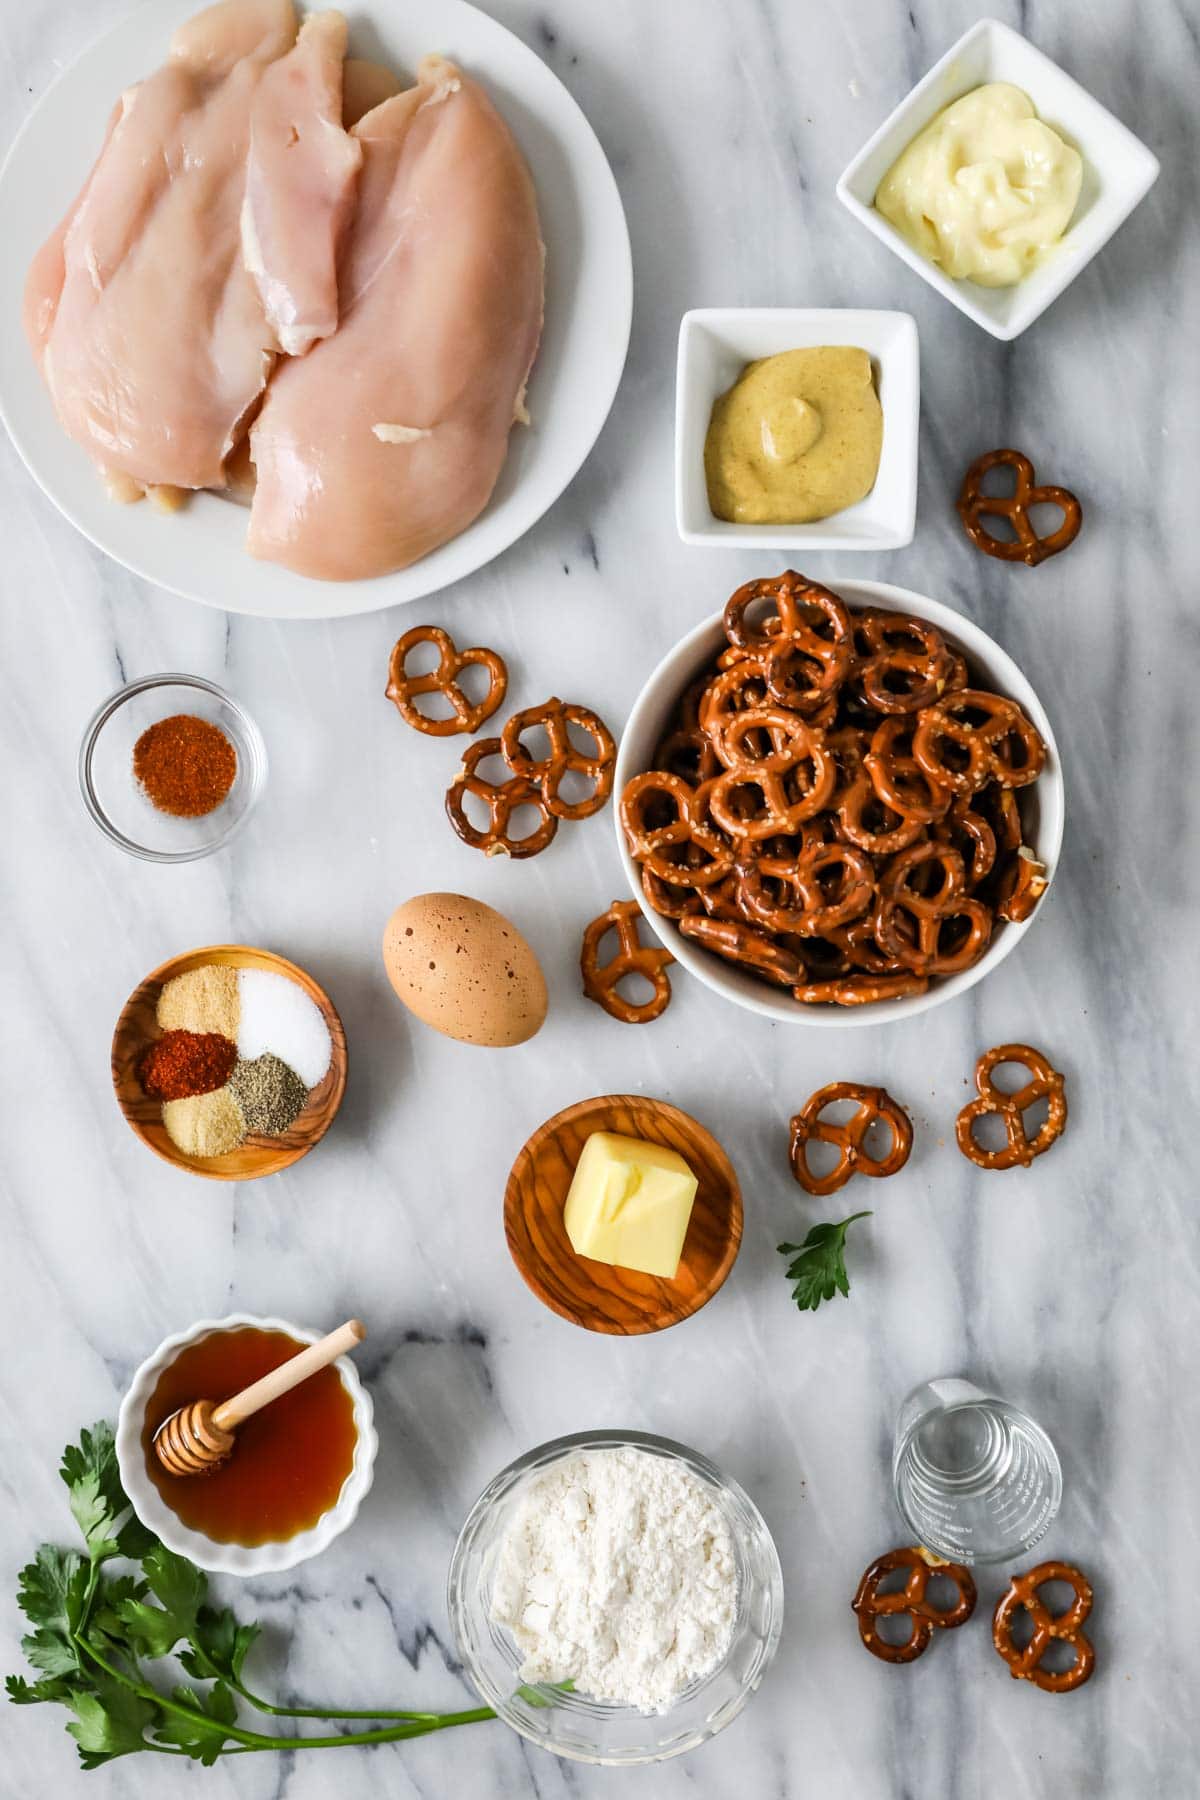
115 1313 377 1575
612 578 1065 1028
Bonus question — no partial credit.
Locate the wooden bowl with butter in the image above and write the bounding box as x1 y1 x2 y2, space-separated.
504 1094 742 1334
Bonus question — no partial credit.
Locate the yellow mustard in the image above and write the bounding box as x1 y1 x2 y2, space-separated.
874 82 1082 288
703 346 883 525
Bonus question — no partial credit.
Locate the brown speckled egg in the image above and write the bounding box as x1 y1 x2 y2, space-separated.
382 894 547 1047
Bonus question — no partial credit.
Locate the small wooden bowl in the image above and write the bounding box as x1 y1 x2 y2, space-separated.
112 945 347 1181
504 1094 742 1335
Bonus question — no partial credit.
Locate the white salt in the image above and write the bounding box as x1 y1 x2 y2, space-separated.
237 969 332 1089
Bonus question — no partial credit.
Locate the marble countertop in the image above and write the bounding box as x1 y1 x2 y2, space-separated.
2 1 1197 1795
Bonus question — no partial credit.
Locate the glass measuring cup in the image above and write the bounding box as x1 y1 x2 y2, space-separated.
892 1378 1062 1565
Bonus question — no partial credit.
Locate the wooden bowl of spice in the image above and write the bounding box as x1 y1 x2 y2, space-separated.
112 946 347 1180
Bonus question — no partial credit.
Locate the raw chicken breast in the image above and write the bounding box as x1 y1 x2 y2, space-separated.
247 55 544 580
242 11 361 356
24 0 297 493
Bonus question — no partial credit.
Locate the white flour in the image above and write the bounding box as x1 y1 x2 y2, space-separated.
489 1447 737 1714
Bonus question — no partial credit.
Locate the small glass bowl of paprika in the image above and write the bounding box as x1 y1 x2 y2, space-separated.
79 674 267 862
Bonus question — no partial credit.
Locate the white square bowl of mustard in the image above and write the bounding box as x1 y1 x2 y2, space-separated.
675 308 918 551
835 17 1159 341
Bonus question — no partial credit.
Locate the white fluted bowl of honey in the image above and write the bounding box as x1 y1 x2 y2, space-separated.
116 1315 377 1575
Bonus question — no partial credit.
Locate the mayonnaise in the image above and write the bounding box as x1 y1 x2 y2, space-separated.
874 83 1082 288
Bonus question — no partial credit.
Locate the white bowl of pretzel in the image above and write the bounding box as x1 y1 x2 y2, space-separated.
614 573 1064 1027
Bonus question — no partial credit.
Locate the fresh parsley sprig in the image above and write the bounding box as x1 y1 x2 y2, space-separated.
778 1211 872 1312
8 1421 498 1770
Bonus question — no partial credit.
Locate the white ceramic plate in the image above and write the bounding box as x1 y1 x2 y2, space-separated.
0 0 632 618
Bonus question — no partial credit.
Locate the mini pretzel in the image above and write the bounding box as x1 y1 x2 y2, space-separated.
739 842 875 937
956 1043 1067 1170
697 869 746 922
836 769 926 856
725 571 851 664
385 625 507 736
957 448 1082 568
500 698 616 820
445 738 557 859
984 785 1023 854
699 659 770 749
912 690 1046 796
751 580 853 715
992 1562 1094 1692
827 915 910 976
655 723 720 787
678 914 803 987
710 704 817 774
865 718 953 824
933 798 997 890
874 842 993 976
620 770 734 889
641 866 702 920
580 899 674 1024
852 611 955 715
996 847 1050 922
853 1548 978 1664
788 1081 913 1197
708 733 836 840
794 972 929 1007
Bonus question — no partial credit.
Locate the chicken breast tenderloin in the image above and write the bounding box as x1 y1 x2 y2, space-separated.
24 0 298 494
242 11 362 357
246 54 544 581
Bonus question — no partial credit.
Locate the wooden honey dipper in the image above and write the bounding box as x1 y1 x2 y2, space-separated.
153 1319 366 1478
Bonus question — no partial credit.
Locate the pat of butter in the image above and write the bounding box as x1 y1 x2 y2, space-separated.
563 1132 698 1280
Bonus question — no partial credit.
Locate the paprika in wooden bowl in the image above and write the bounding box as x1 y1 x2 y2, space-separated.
112 946 347 1181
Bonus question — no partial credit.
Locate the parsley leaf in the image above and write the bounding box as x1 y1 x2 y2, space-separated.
60 1422 157 1563
6 1673 74 1706
778 1211 872 1311
88 1576 148 1649
179 1607 260 1686
142 1545 207 1626
65 1678 155 1769
117 1545 209 1660
17 1548 89 1679
116 1602 187 1661
152 1682 238 1765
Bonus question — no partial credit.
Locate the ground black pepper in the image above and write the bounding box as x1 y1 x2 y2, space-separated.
228 1054 308 1137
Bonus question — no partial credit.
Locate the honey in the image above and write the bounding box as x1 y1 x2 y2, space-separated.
142 1326 358 1545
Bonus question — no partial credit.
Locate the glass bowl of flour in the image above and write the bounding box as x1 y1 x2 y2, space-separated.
447 1429 783 1764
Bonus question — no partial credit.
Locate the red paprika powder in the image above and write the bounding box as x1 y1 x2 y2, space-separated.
132 714 237 818
139 1030 238 1101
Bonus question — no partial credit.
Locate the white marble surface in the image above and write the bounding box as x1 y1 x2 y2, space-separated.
1 1 1197 1795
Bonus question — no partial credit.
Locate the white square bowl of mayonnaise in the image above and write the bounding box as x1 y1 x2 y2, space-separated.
835 17 1160 341
675 308 919 551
